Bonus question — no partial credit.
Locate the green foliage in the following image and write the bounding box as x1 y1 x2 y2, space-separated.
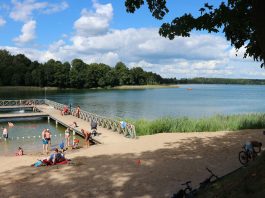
133 113 265 136
125 0 265 65
177 77 265 85
0 50 175 88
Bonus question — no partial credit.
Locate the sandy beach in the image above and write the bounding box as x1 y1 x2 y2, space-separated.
0 129 264 198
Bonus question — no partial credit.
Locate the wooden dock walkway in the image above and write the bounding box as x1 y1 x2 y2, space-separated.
0 99 136 145
36 105 131 145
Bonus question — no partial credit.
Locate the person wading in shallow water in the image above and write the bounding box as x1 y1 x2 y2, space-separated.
44 129 52 152
2 126 8 140
42 129 48 154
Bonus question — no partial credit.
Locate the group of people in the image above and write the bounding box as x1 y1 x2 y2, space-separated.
61 105 80 118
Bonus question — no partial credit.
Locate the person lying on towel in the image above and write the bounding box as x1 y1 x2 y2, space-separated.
48 148 65 165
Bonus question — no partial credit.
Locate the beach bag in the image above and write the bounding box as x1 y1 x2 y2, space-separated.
59 141 64 149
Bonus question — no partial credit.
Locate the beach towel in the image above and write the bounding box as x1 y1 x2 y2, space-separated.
31 159 70 167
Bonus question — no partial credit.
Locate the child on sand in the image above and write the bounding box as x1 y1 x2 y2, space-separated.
73 138 80 149
16 147 24 156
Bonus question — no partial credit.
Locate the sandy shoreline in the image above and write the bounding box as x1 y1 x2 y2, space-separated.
1 129 265 198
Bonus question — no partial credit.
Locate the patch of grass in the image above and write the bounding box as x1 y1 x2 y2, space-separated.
132 113 265 136
196 151 265 198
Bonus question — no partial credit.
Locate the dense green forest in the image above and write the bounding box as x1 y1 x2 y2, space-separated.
0 50 176 88
1 49 265 88
178 77 265 85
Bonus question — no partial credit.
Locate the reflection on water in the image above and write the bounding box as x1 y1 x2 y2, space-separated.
1 85 265 120
0 118 83 156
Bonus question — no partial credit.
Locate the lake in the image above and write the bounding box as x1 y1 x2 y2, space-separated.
0 117 84 156
1 84 265 120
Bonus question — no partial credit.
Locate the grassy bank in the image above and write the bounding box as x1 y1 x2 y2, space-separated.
132 114 265 136
112 84 179 89
196 151 265 198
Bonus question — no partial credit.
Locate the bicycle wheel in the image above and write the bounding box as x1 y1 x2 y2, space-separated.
239 151 249 165
184 188 194 198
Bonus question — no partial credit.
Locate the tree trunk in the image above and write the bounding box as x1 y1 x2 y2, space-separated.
252 0 265 64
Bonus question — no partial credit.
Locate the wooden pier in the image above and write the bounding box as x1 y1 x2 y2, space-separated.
0 99 136 145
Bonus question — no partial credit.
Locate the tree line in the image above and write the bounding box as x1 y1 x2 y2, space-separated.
178 77 265 85
0 50 177 88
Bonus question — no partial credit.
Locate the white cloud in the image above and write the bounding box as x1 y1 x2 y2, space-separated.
74 1 113 36
0 17 6 26
9 0 68 22
41 1 68 14
2 1 264 79
13 20 36 45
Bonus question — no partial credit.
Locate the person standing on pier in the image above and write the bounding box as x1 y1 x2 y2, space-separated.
75 105 80 118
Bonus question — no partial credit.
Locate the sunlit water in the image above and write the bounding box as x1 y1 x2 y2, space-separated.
1 85 265 155
0 117 84 156
1 84 265 119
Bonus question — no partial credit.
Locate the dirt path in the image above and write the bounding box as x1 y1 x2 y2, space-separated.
0 129 264 198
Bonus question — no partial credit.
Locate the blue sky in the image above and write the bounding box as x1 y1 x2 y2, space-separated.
0 0 264 79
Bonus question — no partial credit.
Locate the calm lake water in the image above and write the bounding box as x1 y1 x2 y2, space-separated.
0 117 84 156
1 84 265 120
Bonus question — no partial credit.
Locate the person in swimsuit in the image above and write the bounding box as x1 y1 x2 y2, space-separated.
41 129 48 154
75 106 80 118
2 127 8 140
61 105 69 116
48 148 65 164
65 127 71 147
45 129 52 151
16 147 24 156
81 129 91 148
8 122 14 127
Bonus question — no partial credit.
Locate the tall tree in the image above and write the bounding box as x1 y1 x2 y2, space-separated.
114 62 131 85
70 59 87 88
125 0 265 66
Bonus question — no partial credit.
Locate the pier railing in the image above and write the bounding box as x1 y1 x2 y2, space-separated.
0 99 137 138
0 99 45 106
0 99 136 138
44 99 136 138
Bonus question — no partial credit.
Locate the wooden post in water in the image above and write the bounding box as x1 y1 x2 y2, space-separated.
48 116 50 123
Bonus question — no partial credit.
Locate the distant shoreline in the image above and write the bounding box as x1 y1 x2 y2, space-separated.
111 84 180 89
0 85 180 90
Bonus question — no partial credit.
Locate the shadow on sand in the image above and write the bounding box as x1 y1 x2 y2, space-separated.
0 130 264 198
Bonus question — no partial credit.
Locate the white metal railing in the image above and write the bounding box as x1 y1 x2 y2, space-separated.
0 99 45 106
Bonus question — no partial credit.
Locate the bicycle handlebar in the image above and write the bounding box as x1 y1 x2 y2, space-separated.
181 181 191 186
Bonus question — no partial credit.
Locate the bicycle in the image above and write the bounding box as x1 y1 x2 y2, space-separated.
238 146 259 165
199 167 219 189
171 181 196 198
172 168 218 198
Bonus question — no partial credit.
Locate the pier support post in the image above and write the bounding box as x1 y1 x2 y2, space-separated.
56 120 58 127
48 116 50 123
73 130 76 135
